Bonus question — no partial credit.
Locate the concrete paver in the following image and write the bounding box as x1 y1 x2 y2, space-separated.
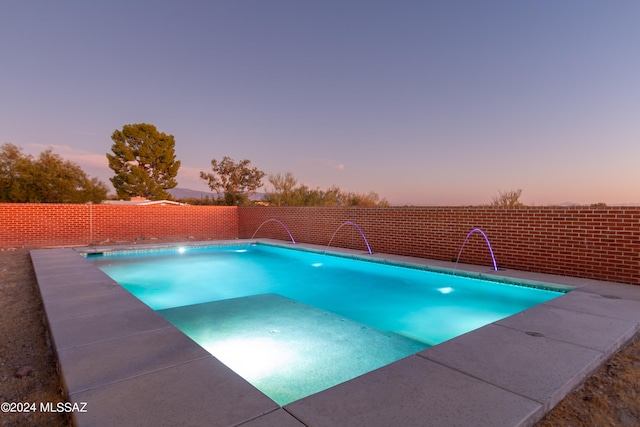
545 289 640 323
496 301 638 355
41 285 141 321
238 409 306 427
48 303 172 349
58 326 210 394
577 280 640 301
37 277 123 300
70 357 278 427
286 355 542 427
420 324 604 411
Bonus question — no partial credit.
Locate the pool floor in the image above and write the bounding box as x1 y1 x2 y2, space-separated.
159 293 427 405
31 239 640 426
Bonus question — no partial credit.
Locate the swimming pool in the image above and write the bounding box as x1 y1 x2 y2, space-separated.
87 242 566 405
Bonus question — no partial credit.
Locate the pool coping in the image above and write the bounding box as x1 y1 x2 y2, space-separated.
31 239 640 427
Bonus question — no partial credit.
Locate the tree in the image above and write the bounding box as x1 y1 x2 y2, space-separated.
106 123 181 200
0 143 27 200
0 143 108 203
264 172 298 206
262 171 389 207
200 156 266 206
491 189 524 207
343 190 390 207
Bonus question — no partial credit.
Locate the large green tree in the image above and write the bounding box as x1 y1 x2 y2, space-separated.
200 156 265 206
0 143 108 203
107 123 181 200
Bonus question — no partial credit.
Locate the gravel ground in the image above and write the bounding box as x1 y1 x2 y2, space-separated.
0 249 70 427
1 247 638 427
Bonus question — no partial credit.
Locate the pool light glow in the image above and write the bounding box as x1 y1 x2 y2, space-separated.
204 337 297 380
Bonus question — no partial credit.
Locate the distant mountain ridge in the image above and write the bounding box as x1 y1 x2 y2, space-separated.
168 187 216 200
555 202 640 207
168 188 640 206
168 187 265 201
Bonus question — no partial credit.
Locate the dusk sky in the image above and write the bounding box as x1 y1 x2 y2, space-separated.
2 1 639 205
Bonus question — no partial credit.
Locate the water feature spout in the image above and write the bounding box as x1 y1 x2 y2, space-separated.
325 221 373 255
251 219 296 244
455 228 498 271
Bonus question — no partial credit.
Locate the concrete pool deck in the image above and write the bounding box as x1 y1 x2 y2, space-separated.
30 239 640 427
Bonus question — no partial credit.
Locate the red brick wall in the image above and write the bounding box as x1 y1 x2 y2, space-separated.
2 204 639 285
0 204 91 248
238 206 640 285
0 204 237 247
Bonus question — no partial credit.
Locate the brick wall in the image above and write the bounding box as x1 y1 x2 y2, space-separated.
0 204 91 248
2 204 638 285
0 204 237 247
238 206 640 285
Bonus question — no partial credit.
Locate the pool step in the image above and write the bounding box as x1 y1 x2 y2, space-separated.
158 293 428 406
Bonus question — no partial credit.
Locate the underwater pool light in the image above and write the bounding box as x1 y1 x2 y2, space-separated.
205 337 297 381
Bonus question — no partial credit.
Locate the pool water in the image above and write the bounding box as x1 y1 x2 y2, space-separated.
159 293 425 405
88 243 565 405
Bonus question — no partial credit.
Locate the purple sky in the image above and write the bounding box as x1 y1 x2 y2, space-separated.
2 1 639 205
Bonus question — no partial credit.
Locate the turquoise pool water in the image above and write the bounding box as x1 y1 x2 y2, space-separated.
88 243 565 405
